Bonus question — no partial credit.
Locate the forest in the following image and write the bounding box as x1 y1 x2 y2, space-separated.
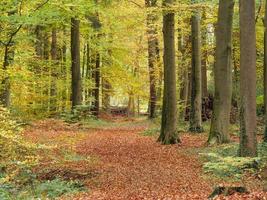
1 0 267 199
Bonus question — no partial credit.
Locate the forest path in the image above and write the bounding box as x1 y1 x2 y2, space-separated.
25 119 213 199
24 119 267 199
65 120 212 199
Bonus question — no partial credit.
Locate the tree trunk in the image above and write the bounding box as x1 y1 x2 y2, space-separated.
189 12 203 133
158 0 180 144
71 18 82 109
50 28 58 112
208 0 234 145
146 0 158 119
85 42 92 102
102 48 112 112
0 45 12 107
201 13 208 98
178 28 189 120
35 25 43 58
61 28 67 111
202 56 208 98
93 52 100 116
239 0 257 157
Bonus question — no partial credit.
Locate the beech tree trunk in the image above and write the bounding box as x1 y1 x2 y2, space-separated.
158 0 180 144
62 28 68 110
239 0 257 157
208 0 234 145
178 28 189 120
92 52 100 116
50 28 58 112
201 12 208 98
71 18 82 109
146 0 158 119
189 11 203 133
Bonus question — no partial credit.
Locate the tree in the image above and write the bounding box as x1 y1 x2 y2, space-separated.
189 8 203 133
50 28 58 112
0 9 17 107
201 11 208 98
146 0 159 119
71 18 82 109
158 0 180 144
239 0 257 157
208 0 235 145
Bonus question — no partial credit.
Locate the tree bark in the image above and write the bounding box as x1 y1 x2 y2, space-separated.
0 45 13 107
146 0 158 119
239 0 257 157
92 52 100 116
202 12 208 98
61 28 67 111
50 28 58 112
178 28 189 120
35 25 43 58
208 0 234 145
71 18 82 109
189 12 203 133
158 0 180 144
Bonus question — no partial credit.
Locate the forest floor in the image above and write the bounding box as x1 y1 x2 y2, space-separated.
23 117 267 200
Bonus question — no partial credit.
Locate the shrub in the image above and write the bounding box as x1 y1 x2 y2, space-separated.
61 105 93 123
0 107 39 184
201 144 262 180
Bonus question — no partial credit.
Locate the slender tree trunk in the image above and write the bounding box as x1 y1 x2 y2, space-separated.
239 0 257 157
156 39 162 112
102 49 112 112
146 0 158 119
202 55 208 98
201 13 208 98
208 0 234 145
85 42 92 102
178 28 189 120
71 18 82 109
93 52 100 116
189 11 203 133
61 28 67 111
158 0 180 144
50 28 58 112
0 45 12 107
264 1 267 142
35 25 43 58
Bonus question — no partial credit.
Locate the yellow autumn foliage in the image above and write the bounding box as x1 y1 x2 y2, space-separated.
0 107 39 183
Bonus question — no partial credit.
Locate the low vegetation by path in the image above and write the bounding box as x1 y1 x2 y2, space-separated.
21 119 267 200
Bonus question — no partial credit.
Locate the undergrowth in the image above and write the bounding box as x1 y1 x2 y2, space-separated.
0 107 88 199
201 142 267 181
0 178 85 200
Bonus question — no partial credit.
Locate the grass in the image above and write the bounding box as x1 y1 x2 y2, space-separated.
0 178 85 200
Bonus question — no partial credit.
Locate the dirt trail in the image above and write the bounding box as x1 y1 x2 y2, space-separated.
71 123 212 199
24 120 267 200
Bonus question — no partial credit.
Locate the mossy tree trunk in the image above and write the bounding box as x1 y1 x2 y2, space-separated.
208 0 234 145
239 0 257 157
158 0 180 145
